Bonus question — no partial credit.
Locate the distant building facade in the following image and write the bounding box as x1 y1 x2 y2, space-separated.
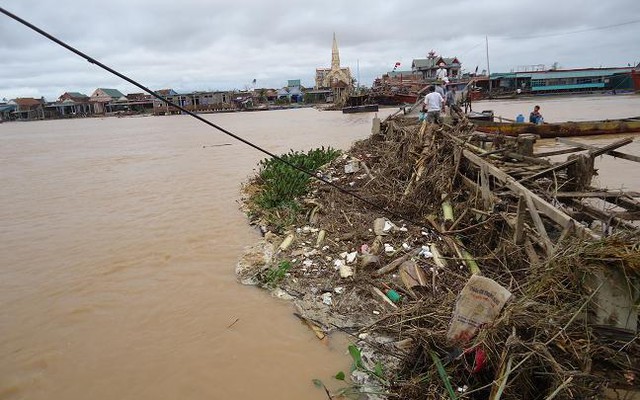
490 67 635 94
90 88 126 114
277 80 303 103
51 92 91 117
0 101 17 121
315 33 353 103
152 89 234 115
412 51 461 81
13 98 45 120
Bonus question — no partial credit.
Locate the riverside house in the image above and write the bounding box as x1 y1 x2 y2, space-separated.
152 89 234 115
13 97 45 120
47 92 92 117
412 51 462 81
90 88 126 114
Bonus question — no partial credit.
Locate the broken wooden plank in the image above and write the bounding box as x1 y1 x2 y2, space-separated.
504 151 552 165
565 199 639 231
534 147 584 158
374 249 420 276
519 137 634 183
462 149 597 239
480 163 492 210
293 313 326 340
479 147 507 158
554 220 575 252
459 174 501 204
611 210 640 220
555 190 640 213
555 191 640 211
558 137 640 163
524 238 541 267
371 286 398 308
513 195 526 245
554 191 640 199
524 193 554 256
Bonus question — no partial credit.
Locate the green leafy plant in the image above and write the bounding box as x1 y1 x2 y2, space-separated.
247 147 341 232
312 343 391 399
348 344 388 387
348 344 364 370
262 260 292 287
255 147 340 209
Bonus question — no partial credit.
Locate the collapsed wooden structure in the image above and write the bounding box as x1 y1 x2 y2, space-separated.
241 111 640 398
372 116 639 397
385 115 640 333
387 115 640 240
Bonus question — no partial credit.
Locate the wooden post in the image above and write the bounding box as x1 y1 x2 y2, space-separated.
513 195 526 245
480 163 492 210
566 153 595 191
516 134 536 157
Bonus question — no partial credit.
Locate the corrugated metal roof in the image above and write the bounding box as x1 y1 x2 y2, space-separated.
412 57 460 69
491 73 517 79
96 88 125 98
532 83 605 91
412 58 436 68
515 68 632 79
442 57 461 66
14 98 42 106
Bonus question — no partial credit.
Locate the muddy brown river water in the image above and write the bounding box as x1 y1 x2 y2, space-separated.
1 96 638 399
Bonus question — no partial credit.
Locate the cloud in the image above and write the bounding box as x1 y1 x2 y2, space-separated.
1 0 639 100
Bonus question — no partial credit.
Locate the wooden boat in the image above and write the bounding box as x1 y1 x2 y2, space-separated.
472 117 640 138
342 104 379 113
370 91 418 105
342 93 379 113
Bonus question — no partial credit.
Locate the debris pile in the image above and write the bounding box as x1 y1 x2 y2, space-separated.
238 114 640 399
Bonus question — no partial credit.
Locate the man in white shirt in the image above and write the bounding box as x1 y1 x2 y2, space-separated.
435 62 447 80
423 85 445 124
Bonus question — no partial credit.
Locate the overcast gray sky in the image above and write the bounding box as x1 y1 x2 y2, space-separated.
1 0 639 101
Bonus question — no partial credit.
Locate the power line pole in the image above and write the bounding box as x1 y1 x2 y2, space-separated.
486 35 492 97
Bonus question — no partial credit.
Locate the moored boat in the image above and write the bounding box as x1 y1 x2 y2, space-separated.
370 91 418 105
472 117 640 138
341 93 379 113
342 104 379 113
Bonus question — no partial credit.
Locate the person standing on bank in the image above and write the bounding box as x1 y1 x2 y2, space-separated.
435 62 448 81
446 85 463 122
424 85 445 124
435 80 446 98
529 105 543 124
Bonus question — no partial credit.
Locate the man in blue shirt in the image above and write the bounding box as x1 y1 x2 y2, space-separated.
529 105 543 124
